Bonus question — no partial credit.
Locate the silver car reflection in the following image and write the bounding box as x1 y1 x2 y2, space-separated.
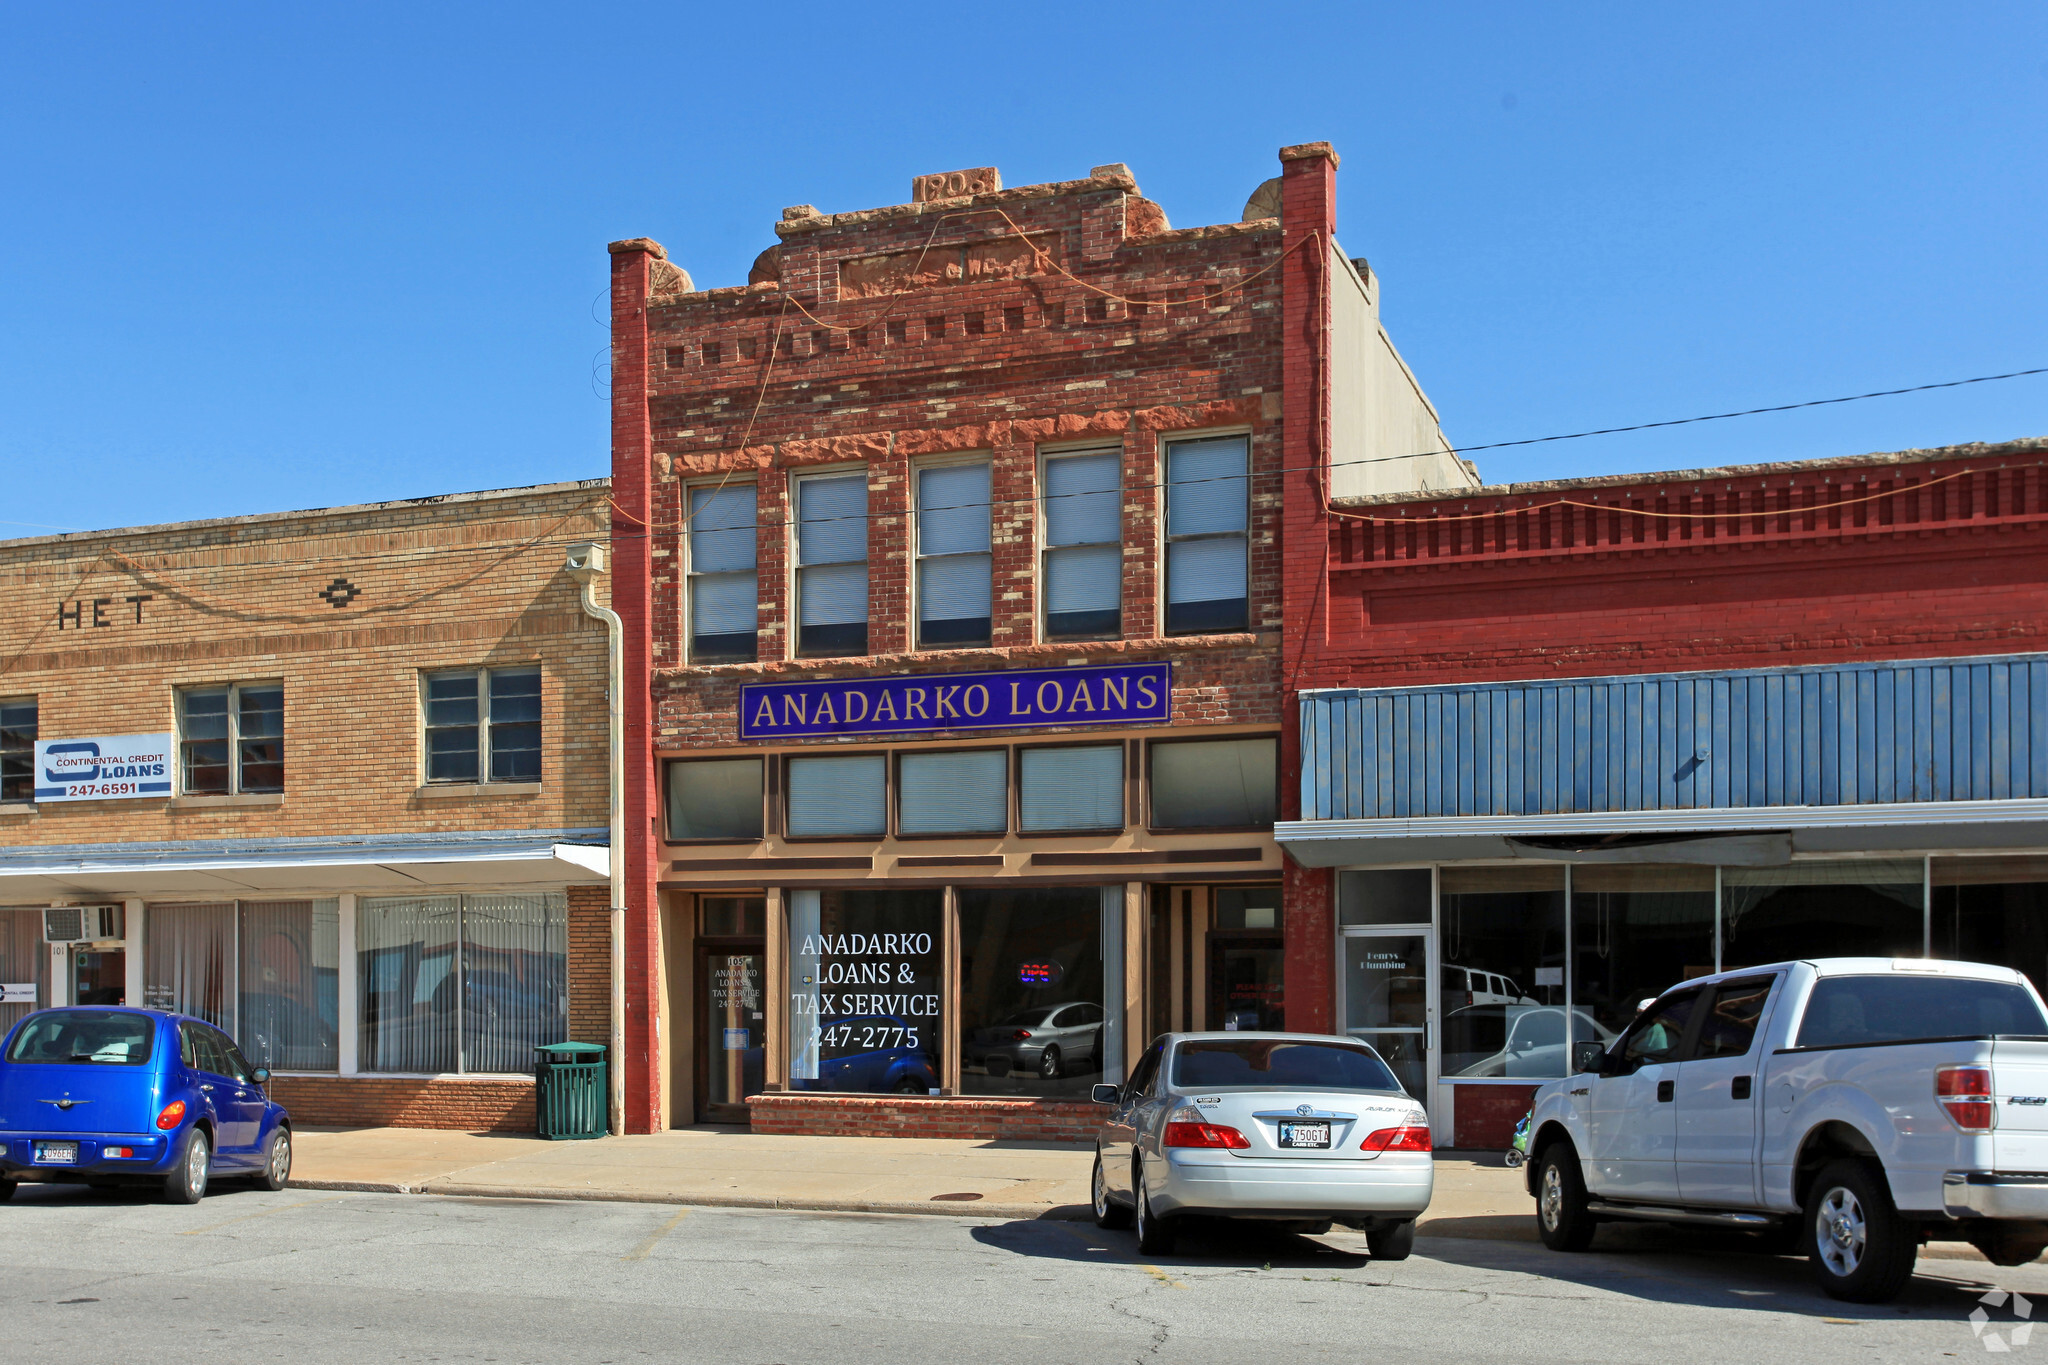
966 1002 1103 1080
1090 1032 1433 1258
1441 1005 1616 1079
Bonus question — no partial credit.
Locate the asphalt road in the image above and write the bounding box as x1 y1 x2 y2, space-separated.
6 1180 2047 1363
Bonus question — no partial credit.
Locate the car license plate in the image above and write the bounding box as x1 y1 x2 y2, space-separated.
35 1141 78 1165
1278 1122 1331 1149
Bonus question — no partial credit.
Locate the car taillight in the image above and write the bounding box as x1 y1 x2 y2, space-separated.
1164 1121 1250 1149
155 1101 186 1131
1937 1065 1995 1133
1012 1030 1034 1041
1361 1125 1433 1153
105 1147 134 1159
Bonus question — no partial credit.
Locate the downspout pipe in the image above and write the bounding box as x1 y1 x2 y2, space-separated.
565 542 626 1137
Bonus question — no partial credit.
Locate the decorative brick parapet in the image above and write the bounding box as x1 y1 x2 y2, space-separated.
269 1075 536 1134
746 1093 1107 1143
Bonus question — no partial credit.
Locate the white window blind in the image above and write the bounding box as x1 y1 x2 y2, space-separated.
898 750 1008 835
1043 452 1121 635
1165 437 1250 631
798 474 869 637
786 754 888 837
689 485 758 655
917 462 992 645
1019 745 1125 831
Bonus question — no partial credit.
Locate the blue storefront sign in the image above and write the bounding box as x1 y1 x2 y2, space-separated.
738 662 1171 741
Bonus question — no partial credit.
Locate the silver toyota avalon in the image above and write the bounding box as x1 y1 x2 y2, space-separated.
1090 1032 1433 1257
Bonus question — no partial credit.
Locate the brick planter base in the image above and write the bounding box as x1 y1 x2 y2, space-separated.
269 1075 537 1133
747 1093 1106 1143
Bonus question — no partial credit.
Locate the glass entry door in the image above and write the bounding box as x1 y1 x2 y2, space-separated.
1341 930 1432 1112
697 947 764 1123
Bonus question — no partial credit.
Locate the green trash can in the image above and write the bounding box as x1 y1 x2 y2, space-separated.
534 1041 608 1140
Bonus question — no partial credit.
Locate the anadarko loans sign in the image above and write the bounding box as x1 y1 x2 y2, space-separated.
34 733 174 801
737 662 1171 741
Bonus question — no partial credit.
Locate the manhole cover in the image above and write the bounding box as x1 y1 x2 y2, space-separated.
930 1192 984 1202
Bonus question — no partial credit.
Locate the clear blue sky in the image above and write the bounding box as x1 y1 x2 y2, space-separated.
4 3 2044 534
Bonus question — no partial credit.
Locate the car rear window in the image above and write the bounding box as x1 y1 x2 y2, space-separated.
1171 1039 1402 1092
5 1010 156 1066
1796 976 2048 1049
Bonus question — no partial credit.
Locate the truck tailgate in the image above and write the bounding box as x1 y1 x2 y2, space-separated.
1994 1039 2048 1171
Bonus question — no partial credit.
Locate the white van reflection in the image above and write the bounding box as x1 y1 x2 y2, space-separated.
1442 1005 1616 1079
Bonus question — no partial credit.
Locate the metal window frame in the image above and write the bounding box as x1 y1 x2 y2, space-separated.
420 665 541 787
177 679 284 796
0 694 36 802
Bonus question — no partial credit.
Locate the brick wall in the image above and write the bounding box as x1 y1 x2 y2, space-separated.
270 1075 537 1133
567 883 612 1046
0 481 612 846
746 1093 1104 1143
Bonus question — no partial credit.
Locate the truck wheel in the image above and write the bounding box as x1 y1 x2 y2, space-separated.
1367 1219 1416 1261
1092 1151 1131 1230
1968 1228 2048 1267
1805 1159 1916 1302
1535 1143 1597 1252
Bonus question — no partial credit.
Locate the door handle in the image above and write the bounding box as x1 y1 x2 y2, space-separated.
200 1083 215 1092
1656 1080 1674 1102
1731 1076 1752 1101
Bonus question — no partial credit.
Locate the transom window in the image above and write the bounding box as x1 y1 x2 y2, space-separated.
423 666 541 784
179 682 284 796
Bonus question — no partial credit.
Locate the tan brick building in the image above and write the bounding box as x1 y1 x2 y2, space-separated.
607 148 1473 1137
0 481 614 1131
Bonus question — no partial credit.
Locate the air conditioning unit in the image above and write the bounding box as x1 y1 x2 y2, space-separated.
44 904 124 944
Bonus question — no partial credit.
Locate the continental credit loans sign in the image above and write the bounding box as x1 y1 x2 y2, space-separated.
33 733 175 801
738 662 1170 741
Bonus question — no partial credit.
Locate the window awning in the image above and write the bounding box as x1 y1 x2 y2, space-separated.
1275 799 2048 868
0 830 611 900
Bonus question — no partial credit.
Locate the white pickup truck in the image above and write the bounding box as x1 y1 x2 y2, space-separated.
1525 957 2048 1302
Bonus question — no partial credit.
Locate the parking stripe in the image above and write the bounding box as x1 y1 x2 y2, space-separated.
1051 1220 1188 1288
622 1206 690 1261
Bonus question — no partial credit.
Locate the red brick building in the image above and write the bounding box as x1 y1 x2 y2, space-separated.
607 147 1472 1135
1276 436 2048 1146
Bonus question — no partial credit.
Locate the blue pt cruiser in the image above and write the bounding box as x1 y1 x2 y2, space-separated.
0 1007 293 1203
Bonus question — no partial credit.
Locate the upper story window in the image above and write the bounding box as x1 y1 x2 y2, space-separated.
915 460 992 649
179 683 284 796
0 698 34 802
423 666 540 784
795 471 869 657
1042 450 1122 639
687 484 758 663
1164 435 1250 634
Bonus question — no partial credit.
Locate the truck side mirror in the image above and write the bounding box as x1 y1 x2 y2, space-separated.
1572 1041 1608 1074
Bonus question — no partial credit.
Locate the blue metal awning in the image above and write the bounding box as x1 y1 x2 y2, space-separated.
1281 653 2048 866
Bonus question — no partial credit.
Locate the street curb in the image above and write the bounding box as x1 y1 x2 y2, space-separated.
288 1178 1093 1221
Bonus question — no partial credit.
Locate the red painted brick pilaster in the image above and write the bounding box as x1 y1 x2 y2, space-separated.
609 237 663 1133
1278 143 1338 1034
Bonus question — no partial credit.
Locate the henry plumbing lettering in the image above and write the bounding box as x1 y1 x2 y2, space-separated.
738 662 1170 740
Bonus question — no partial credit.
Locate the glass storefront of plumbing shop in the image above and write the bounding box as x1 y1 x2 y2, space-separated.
1335 856 2048 1144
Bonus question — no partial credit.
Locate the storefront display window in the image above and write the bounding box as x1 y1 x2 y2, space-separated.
787 889 942 1093
1437 867 1569 1080
958 887 1111 1098
358 893 565 1075
142 899 342 1071
1934 856 2048 994
1570 865 1715 1043
0 907 49 1032
1722 861 1924 969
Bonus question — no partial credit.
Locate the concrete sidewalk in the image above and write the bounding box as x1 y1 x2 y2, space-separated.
290 1125 1534 1233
